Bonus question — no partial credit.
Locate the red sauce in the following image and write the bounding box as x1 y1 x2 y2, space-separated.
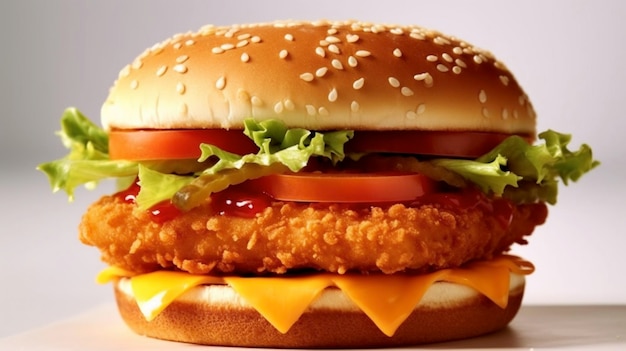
211 187 272 218
114 180 516 228
114 180 181 223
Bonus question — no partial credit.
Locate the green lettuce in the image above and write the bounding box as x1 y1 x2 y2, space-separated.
431 130 599 204
37 108 137 201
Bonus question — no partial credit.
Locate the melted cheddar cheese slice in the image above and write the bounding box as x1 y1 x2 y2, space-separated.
98 255 533 337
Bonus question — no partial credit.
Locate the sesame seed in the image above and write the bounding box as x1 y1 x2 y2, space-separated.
179 103 188 116
518 95 525 106
236 40 249 48
401 87 414 96
455 58 467 68
388 77 400 88
513 110 519 119
348 56 358 67
452 66 462 74
355 50 371 57
279 49 288 59
331 59 344 70
325 35 341 43
353 77 365 90
251 96 263 107
274 101 284 114
221 43 235 51
119 64 131 78
327 28 338 35
393 48 402 57
319 40 330 47
284 99 295 110
436 64 449 72
173 42 183 50
131 59 143 69
156 65 167 77
351 101 360 112
433 36 451 45
328 44 340 54
414 72 433 87
328 88 338 102
306 105 317 116
473 55 483 64
237 33 251 40
417 103 426 115
346 34 359 43
241 53 250 63
130 80 138 90
185 39 195 46
499 75 510 86
318 107 329 116
406 111 418 120
482 107 489 118
315 47 326 57
479 89 487 103
390 27 404 35
442 53 453 62
426 55 438 62
173 64 188 73
284 33 294 41
176 82 186 94
176 55 189 64
251 36 261 43
410 32 425 40
315 67 328 77
299 72 314 82
212 47 224 54
453 47 463 55
216 76 226 90
502 108 509 119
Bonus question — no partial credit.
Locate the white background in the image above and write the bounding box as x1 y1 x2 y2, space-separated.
1 0 624 338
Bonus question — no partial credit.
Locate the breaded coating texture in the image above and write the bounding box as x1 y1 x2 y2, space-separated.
79 194 547 275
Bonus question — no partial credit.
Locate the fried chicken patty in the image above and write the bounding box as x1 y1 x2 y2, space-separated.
79 193 547 275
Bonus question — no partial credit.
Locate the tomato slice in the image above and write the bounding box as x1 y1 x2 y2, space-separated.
248 172 437 203
109 129 258 160
346 131 525 158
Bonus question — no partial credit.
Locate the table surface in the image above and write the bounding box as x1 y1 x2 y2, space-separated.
1 304 624 350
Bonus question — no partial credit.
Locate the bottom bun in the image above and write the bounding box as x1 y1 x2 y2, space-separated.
113 273 525 348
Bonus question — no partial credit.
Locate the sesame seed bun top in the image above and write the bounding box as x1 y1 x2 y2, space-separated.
101 20 536 135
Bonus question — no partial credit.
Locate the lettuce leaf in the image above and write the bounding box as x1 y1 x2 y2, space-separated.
37 108 137 200
432 130 599 204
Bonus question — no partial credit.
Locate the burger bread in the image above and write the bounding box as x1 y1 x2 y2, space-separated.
102 21 535 134
113 273 526 347
39 20 597 348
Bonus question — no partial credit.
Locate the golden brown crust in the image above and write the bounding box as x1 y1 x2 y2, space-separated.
102 20 535 135
113 279 524 347
79 194 547 275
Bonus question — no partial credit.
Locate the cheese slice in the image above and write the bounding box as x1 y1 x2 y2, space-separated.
97 255 533 337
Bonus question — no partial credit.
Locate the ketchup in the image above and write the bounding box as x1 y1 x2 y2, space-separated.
114 180 271 222
115 180 515 228
114 180 182 223
211 187 272 218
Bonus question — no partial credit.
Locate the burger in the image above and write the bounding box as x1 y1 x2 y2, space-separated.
39 20 597 347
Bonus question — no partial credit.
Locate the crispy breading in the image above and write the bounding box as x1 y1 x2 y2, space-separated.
79 194 547 275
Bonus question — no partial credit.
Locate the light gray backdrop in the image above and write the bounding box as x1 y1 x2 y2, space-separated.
1 0 624 338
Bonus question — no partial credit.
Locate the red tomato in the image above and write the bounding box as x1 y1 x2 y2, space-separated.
247 172 437 203
345 130 523 158
109 129 524 161
109 129 258 160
